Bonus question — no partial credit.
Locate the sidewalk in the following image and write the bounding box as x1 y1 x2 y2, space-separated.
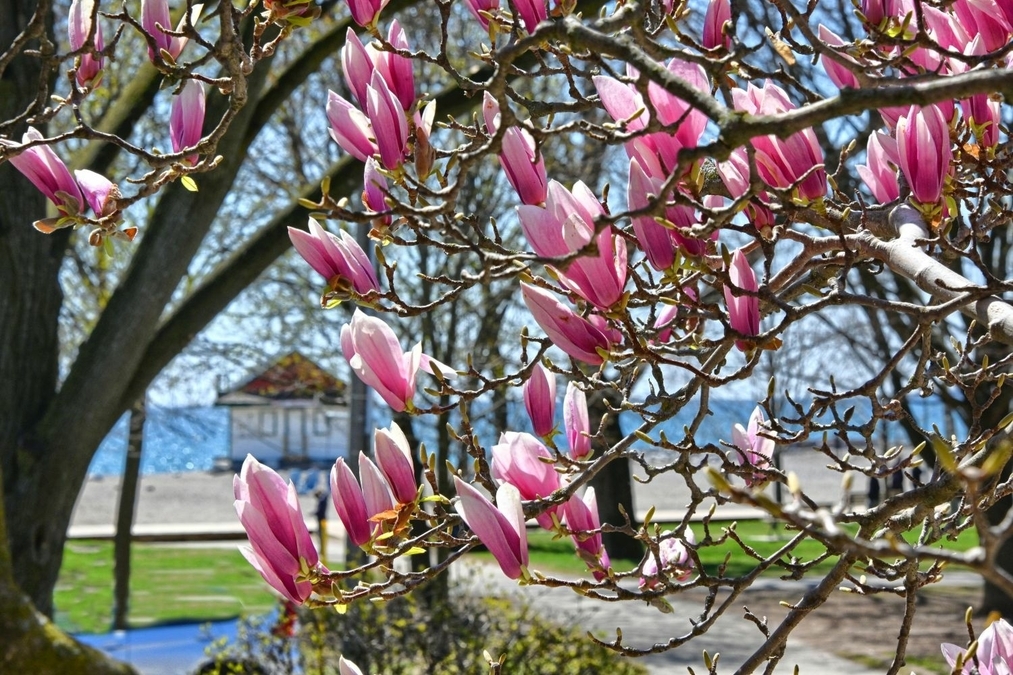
461 563 884 675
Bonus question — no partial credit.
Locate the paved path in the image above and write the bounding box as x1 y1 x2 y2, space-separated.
459 562 883 675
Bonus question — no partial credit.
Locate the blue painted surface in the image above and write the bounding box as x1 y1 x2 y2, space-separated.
76 620 238 675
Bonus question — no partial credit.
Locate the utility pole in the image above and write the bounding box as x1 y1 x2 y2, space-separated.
344 220 373 566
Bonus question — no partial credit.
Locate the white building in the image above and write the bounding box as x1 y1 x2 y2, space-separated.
216 352 349 469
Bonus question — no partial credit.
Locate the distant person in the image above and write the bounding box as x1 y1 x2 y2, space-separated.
887 470 904 499
867 476 880 508
911 465 923 487
315 488 329 560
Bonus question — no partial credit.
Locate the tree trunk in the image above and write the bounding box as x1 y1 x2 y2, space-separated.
1 0 70 620
3 45 275 612
0 460 136 672
113 398 146 630
587 390 642 562
978 356 1013 616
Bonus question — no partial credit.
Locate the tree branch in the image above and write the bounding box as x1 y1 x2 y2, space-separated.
857 204 1013 346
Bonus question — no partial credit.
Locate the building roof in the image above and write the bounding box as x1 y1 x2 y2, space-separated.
216 352 346 406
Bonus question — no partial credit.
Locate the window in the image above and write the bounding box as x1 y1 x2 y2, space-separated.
259 410 277 436
234 410 255 438
313 410 330 436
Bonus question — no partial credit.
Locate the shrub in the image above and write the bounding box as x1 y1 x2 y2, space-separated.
201 585 647 675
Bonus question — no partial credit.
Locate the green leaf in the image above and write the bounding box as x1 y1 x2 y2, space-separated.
181 176 199 192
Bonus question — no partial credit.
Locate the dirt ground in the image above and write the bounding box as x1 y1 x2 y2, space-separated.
733 585 980 674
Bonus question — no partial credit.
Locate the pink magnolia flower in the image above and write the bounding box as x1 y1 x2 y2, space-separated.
170 79 205 165
288 219 380 295
464 0 499 29
593 74 646 133
640 527 696 589
340 309 451 411
234 455 324 603
731 406 775 486
74 169 120 217
715 149 775 231
954 0 1012 52
564 382 591 459
942 618 1013 675
818 25 860 90
516 180 586 258
645 58 709 150
520 282 614 365
365 71 409 171
454 477 529 579
141 0 173 59
895 104 952 205
653 302 680 343
997 0 1013 26
140 0 201 62
593 60 708 174
327 90 378 163
597 74 683 175
341 29 376 109
361 158 391 225
358 452 395 517
517 181 627 309
923 5 971 51
342 23 414 112
514 0 546 32
856 131 900 204
339 657 365 675
627 158 676 270
702 0 732 50
483 93 547 206
345 0 390 27
723 249 760 350
330 457 371 547
377 20 415 112
491 431 560 529
627 157 708 269
69 0 104 87
732 81 826 202
413 100 437 179
523 362 557 438
964 93 1002 148
592 86 672 174
0 128 84 215
374 421 416 503
861 0 899 26
948 38 1000 149
561 488 610 581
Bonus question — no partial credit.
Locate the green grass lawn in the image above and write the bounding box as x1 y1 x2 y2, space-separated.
57 520 980 635
55 541 278 634
490 519 982 580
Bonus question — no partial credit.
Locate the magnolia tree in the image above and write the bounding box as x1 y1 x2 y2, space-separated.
6 0 1013 672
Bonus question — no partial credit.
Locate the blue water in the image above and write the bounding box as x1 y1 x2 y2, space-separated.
88 397 967 477
88 406 230 477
